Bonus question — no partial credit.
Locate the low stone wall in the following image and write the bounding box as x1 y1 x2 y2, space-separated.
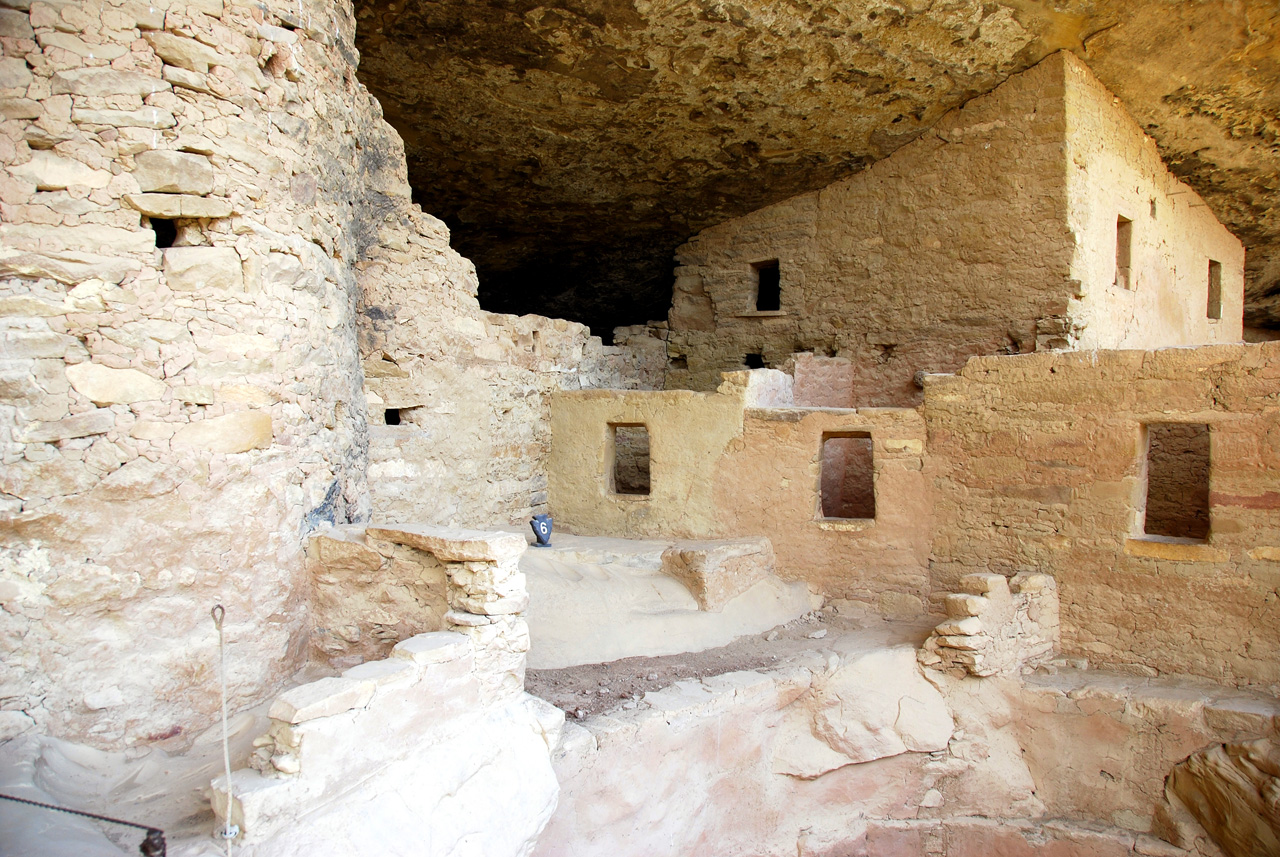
212 631 563 855
213 525 554 854
549 369 932 607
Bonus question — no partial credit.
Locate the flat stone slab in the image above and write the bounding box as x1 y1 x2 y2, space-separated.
268 676 375 724
367 523 527 563
392 631 471 665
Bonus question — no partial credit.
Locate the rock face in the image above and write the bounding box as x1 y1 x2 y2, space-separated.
353 0 1280 333
1170 739 1280 857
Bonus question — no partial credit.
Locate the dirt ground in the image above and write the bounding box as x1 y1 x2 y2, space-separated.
525 601 934 719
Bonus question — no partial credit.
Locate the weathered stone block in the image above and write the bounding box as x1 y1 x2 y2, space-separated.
391 632 471 666
72 107 177 129
9 152 112 190
133 150 215 195
0 248 142 284
0 57 32 90
660 537 774 611
0 97 40 119
1 222 155 255
934 616 982 636
66 362 167 405
0 9 33 38
163 246 243 292
143 31 223 73
170 411 272 454
1124 537 1229 563
945 593 987 617
125 193 232 219
267 676 376 724
16 409 116 443
162 65 211 93
341 659 415 687
51 67 170 97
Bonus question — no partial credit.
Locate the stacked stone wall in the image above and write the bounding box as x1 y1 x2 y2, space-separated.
924 342 1280 687
0 0 662 751
0 0 389 750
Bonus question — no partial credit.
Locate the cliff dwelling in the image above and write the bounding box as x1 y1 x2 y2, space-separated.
2 2 1280 857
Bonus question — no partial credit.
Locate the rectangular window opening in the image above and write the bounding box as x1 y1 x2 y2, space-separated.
1207 260 1223 320
744 353 766 369
611 423 650 496
752 259 781 311
384 408 401 425
820 432 874 519
1142 423 1210 541
1115 216 1133 289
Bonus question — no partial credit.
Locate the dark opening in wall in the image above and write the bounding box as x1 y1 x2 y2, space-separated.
1115 216 1133 289
385 408 401 425
611 423 650 495
151 218 177 249
744 353 766 369
1207 260 1223 320
1143 423 1210 540
752 259 781 311
820 432 874 519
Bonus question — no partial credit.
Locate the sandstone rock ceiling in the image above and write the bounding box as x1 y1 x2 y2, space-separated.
353 0 1280 337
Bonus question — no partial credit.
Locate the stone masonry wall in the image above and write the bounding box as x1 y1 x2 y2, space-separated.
662 53 1075 406
661 52 1245 407
549 370 933 608
0 0 662 751
924 343 1280 687
358 235 667 525
0 0 388 750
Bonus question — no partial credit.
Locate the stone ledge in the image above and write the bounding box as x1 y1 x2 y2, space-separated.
1124 537 1229 563
815 518 875 532
366 523 527 562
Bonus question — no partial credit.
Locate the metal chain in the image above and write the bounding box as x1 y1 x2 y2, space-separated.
0 792 165 856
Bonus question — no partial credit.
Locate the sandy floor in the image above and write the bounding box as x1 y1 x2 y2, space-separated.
526 601 936 719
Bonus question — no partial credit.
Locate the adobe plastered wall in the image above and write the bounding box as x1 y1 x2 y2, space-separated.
924 343 1280 687
549 371 932 607
0 0 661 750
1061 51 1245 349
663 53 1076 406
